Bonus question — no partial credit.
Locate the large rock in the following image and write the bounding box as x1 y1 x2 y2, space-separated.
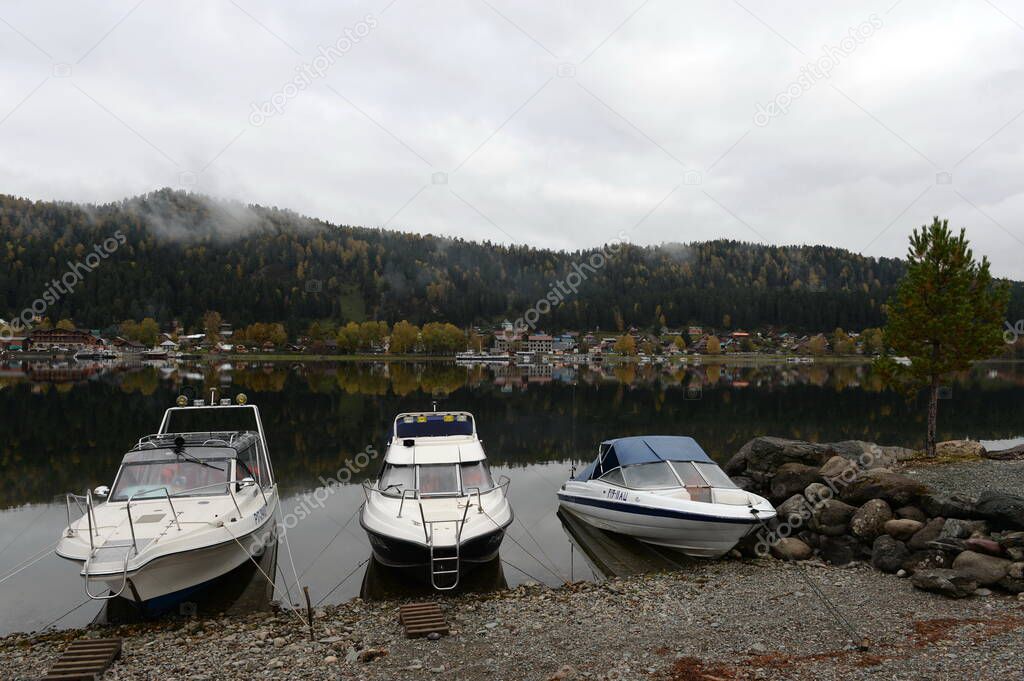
908 517 945 551
872 535 910 573
902 549 952 574
895 506 928 523
911 569 977 598
851 499 893 541
885 518 924 541
827 440 909 468
975 492 1024 530
939 518 989 540
935 440 986 459
963 537 1004 557
808 499 858 536
777 494 809 524
803 482 833 503
951 550 1012 586
921 493 979 519
999 563 1024 593
770 463 823 501
996 531 1024 549
985 444 1024 461
820 535 863 566
770 537 813 561
819 455 856 481
725 437 833 475
839 470 931 507
731 475 755 491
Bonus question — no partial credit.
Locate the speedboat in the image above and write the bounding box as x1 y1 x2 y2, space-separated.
56 392 279 603
360 410 512 590
557 436 775 558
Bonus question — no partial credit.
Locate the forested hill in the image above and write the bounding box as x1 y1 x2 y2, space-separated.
1 190 1020 332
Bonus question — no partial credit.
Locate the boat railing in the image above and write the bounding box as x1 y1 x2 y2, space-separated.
65 490 99 550
361 475 511 519
134 431 249 450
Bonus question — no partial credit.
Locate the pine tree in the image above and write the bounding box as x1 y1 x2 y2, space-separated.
881 218 1009 456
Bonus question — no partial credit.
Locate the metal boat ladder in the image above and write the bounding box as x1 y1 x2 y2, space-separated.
419 501 472 591
429 536 461 590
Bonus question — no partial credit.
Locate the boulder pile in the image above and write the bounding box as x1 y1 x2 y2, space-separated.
727 436 1024 599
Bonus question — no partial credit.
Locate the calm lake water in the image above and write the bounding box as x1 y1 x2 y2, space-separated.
1 358 1022 635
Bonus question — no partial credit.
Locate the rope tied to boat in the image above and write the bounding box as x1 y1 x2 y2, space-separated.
480 507 570 586
221 523 308 627
748 507 869 651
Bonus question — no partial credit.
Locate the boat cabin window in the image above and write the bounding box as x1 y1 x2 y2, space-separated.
110 459 230 501
236 445 261 486
459 461 494 490
418 464 460 496
598 467 625 487
669 462 712 502
620 462 680 490
378 464 415 496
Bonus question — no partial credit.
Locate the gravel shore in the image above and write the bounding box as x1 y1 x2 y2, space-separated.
2 557 1022 681
901 459 1024 499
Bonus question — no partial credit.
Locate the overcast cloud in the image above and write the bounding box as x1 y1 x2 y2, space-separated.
1 0 1023 276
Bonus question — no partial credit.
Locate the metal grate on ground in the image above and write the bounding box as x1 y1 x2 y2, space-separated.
398 602 450 638
39 637 122 680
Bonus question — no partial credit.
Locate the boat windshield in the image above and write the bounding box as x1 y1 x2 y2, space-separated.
693 463 738 489
377 461 494 497
620 462 680 490
418 464 460 496
110 459 231 501
378 464 415 496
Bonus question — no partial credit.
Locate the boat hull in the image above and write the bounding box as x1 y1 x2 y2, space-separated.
64 513 277 602
557 492 762 558
362 523 506 569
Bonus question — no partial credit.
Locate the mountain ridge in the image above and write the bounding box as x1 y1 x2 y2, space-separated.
1 189 1020 332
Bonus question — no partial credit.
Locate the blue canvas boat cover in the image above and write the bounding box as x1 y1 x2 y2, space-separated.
574 436 713 480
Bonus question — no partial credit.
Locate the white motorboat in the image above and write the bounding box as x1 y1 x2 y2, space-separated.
558 436 775 558
360 410 512 590
56 392 279 603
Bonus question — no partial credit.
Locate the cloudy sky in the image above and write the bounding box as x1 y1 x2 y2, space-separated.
2 1 1023 276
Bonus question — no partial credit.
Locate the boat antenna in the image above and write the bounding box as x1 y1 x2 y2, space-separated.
432 400 437 412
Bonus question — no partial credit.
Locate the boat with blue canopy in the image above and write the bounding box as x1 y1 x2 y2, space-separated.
557 435 775 558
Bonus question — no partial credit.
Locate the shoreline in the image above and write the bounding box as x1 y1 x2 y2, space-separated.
3 559 1022 680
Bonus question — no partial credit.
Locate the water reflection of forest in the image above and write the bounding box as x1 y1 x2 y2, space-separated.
1 361 1022 508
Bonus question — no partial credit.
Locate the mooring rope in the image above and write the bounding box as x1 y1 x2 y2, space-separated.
223 524 308 626
41 597 92 631
0 540 60 586
749 508 866 648
298 504 362 581
315 558 369 606
276 504 304 606
481 508 568 585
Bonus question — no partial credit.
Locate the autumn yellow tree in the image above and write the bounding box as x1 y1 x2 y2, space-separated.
389 321 419 353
